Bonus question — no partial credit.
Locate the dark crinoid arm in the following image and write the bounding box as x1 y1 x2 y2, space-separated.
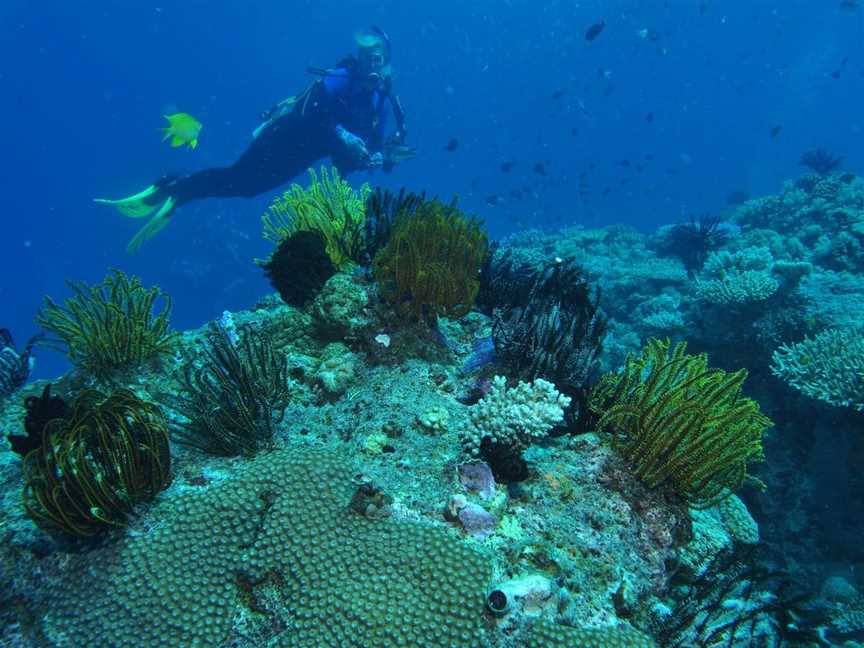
163 323 291 457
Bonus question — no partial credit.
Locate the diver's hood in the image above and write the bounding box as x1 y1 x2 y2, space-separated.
355 25 392 65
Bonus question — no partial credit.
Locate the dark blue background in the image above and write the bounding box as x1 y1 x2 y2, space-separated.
1 0 862 378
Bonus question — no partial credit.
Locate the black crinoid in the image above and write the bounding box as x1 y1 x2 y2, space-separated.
492 258 607 435
659 213 729 273
259 230 336 306
799 148 843 175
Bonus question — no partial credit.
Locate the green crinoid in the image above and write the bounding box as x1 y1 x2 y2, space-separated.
36 269 177 378
262 166 370 270
589 338 771 507
372 197 489 322
22 389 171 539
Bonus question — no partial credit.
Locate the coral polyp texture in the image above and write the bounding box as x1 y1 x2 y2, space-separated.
31 447 490 647
771 327 864 410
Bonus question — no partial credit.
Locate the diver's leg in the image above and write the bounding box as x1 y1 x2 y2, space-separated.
169 116 330 203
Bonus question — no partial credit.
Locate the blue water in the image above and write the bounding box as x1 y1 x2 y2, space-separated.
1 0 861 381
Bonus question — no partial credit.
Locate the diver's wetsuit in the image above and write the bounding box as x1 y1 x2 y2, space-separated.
158 63 392 206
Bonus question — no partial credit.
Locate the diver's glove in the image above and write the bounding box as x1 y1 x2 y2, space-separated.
368 152 384 170
334 125 371 165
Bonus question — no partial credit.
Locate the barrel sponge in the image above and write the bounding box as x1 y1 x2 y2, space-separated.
36 447 491 647
461 375 572 456
525 619 658 647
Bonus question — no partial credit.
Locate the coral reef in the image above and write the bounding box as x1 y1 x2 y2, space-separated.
460 375 571 477
35 269 177 378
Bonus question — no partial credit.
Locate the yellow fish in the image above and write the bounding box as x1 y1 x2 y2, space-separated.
160 112 202 149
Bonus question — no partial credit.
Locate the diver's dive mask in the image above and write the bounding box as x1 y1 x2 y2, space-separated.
355 25 392 83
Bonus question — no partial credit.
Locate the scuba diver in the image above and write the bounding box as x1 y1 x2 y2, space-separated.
96 27 413 253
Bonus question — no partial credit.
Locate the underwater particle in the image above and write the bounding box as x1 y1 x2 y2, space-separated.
585 19 606 41
160 112 202 149
769 124 783 138
533 162 548 176
443 138 459 151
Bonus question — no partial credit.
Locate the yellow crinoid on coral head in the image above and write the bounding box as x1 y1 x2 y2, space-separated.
262 166 370 270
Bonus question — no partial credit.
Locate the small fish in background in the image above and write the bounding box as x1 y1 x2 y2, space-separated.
500 161 516 172
619 159 631 167
571 127 579 136
485 194 500 207
585 20 606 41
645 112 654 122
840 0 860 11
443 138 460 151
161 112 202 149
644 153 655 160
533 162 549 176
725 190 751 205
551 89 566 100
769 125 783 138
509 189 523 200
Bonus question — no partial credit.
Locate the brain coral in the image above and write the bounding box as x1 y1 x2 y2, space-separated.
33 447 491 647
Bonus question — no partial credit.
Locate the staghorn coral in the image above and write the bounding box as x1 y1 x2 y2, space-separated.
771 327 864 411
35 269 177 378
163 323 291 456
373 196 489 322
589 338 771 507
21 389 171 539
262 166 370 270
